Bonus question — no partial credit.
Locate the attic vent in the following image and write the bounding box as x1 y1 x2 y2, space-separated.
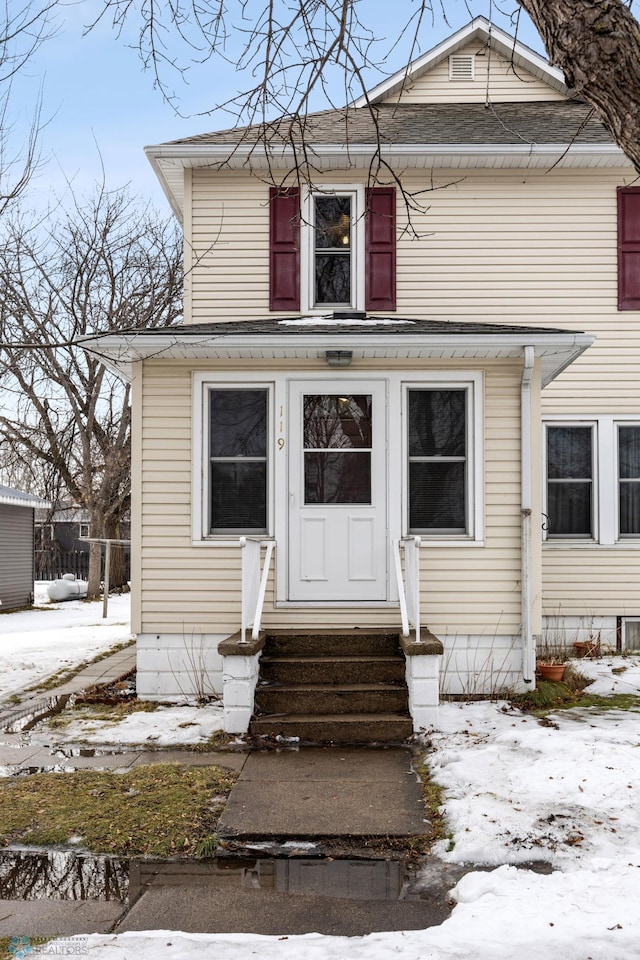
449 55 475 81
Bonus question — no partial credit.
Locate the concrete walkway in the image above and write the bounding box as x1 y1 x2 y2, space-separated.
218 746 429 838
0 647 440 939
0 644 137 735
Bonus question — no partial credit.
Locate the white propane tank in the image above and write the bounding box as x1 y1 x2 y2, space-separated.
47 574 89 602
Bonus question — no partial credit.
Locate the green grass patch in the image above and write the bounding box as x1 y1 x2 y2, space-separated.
413 756 450 853
0 763 237 858
511 664 640 716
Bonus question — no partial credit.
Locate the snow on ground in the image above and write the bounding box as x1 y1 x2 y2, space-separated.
3 593 640 957
36 703 224 746
0 583 133 703
74 657 640 959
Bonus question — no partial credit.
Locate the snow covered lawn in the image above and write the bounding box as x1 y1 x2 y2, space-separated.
0 583 133 703
76 657 640 959
3 591 640 958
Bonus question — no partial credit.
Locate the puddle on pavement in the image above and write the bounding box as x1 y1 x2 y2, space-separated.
0 849 555 908
0 848 128 902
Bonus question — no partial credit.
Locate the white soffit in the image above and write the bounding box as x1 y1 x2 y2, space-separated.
83 330 594 388
146 143 628 222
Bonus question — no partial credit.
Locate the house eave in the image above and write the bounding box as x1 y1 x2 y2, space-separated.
146 143 628 221
82 330 595 388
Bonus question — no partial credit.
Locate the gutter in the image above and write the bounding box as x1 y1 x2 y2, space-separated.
521 346 535 685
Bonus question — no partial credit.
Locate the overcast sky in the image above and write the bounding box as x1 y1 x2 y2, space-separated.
13 1 544 216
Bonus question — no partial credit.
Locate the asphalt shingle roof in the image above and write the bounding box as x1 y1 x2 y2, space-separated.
168 101 612 149
134 317 579 337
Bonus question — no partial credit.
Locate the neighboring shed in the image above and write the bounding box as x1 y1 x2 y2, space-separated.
0 485 51 611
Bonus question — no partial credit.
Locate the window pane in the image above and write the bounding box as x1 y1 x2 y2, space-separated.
315 196 351 249
620 482 640 535
624 621 640 651
409 462 466 530
304 395 372 449
210 390 267 457
547 427 592 480
548 482 592 536
315 254 351 304
305 452 371 504
210 462 267 531
619 426 640 478
408 390 466 457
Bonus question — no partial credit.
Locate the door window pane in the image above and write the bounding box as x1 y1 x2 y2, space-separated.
619 426 640 536
408 388 467 534
547 426 593 537
303 394 372 505
305 452 371 504
304 395 372 449
209 389 268 533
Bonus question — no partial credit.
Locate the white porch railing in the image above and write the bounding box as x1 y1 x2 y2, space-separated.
240 537 275 643
393 536 421 638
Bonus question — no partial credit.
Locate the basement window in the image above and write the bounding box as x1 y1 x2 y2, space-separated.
622 618 640 651
449 55 475 80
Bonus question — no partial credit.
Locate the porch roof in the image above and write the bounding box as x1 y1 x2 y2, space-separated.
82 316 594 387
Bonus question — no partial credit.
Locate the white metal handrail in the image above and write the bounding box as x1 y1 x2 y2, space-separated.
240 537 275 643
392 536 421 638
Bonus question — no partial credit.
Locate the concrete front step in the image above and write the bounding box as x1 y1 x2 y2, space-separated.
264 630 401 657
254 682 409 716
249 713 414 744
259 655 406 685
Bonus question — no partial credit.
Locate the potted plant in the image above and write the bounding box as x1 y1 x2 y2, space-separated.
537 659 567 682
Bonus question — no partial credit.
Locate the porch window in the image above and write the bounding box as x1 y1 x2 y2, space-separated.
546 425 593 538
619 425 640 536
408 388 468 534
208 388 268 534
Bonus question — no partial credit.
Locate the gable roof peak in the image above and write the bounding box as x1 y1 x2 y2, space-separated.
354 16 568 107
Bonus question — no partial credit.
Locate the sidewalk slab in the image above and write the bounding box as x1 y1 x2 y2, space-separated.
218 746 427 838
0 901 125 936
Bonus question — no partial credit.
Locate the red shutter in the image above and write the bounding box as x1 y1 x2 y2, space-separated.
618 186 640 310
269 187 300 311
365 187 396 312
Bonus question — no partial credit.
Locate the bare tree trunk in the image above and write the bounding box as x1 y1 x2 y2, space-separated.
87 539 102 601
518 0 640 172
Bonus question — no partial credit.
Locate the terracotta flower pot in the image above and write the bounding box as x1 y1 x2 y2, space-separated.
537 662 566 682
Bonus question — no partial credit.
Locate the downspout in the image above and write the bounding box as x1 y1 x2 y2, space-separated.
521 346 535 685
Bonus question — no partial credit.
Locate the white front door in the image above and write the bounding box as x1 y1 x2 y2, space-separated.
288 380 388 601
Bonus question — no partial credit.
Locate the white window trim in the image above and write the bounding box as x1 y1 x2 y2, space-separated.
192 370 485 554
300 184 365 314
543 415 640 546
192 373 275 544
401 373 484 543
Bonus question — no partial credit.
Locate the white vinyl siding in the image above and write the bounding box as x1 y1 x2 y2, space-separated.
137 360 525 638
380 42 566 103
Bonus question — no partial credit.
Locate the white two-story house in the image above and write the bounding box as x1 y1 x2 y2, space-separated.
88 16 640 738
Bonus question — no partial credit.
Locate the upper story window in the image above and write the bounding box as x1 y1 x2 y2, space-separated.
269 185 396 314
312 194 354 308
